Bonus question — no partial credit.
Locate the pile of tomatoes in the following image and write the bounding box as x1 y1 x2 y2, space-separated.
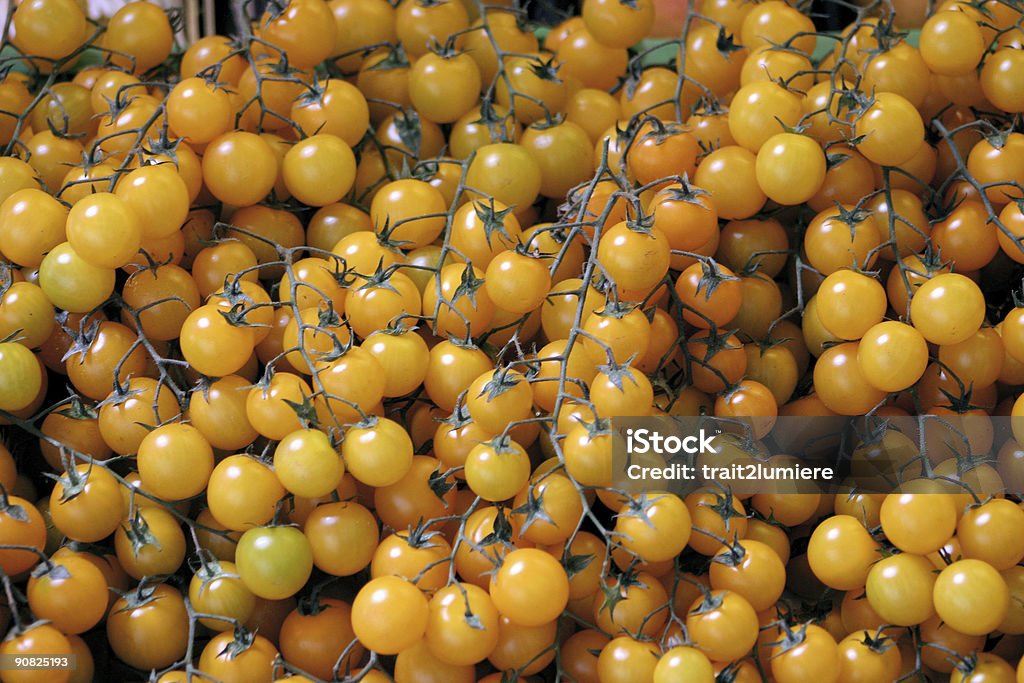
2 0 1024 681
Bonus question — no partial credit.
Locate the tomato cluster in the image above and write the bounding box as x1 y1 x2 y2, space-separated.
1 0 1024 681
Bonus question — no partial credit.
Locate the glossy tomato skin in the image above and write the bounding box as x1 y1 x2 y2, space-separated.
0 624 73 683
685 590 759 662
755 132 826 205
490 548 570 627
351 575 429 655
27 553 108 635
107 584 189 671
0 343 43 413
807 514 880 591
282 134 356 207
207 455 285 531
235 525 314 600
188 560 256 632
49 464 122 543
202 131 278 207
769 624 841 683
933 559 1010 636
272 428 344 499
279 598 362 680
197 629 279 683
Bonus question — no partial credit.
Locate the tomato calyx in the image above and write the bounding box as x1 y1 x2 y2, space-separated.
440 401 472 429
856 415 901 448
425 35 466 61
450 261 488 307
688 328 739 366
934 382 981 413
524 56 563 85
710 537 751 568
28 557 69 583
262 0 292 22
141 131 186 169
866 12 906 52
932 453 993 492
844 86 881 119
596 565 646 619
828 202 874 237
855 628 898 655
656 179 710 207
46 461 99 502
387 107 428 162
696 488 747 538
716 660 753 683
294 586 336 617
980 125 1012 150
621 60 648 101
527 112 570 132
3 619 54 644
615 492 665 533
774 117 812 136
54 393 99 422
402 520 447 551
252 365 317 428
354 262 403 295
469 199 519 247
691 258 740 303
619 209 656 237
190 553 239 597
411 157 444 185
581 417 613 440
445 335 484 357
474 98 514 143
766 618 811 656
636 116 687 146
481 434 519 457
950 652 987 677
112 578 162 613
121 508 164 558
214 277 271 324
511 480 556 538
216 623 258 660
594 300 642 324
427 464 458 502
0 489 32 524
133 246 171 274
292 75 331 113
97 89 136 126
277 392 319 430
366 43 411 73
713 27 745 59
715 380 750 406
560 545 596 586
72 148 114 180
60 316 102 364
595 358 644 392
910 242 950 279
824 148 855 171
349 415 383 437
310 312 356 364
380 318 419 338
685 578 728 617
479 505 515 548
0 263 15 299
